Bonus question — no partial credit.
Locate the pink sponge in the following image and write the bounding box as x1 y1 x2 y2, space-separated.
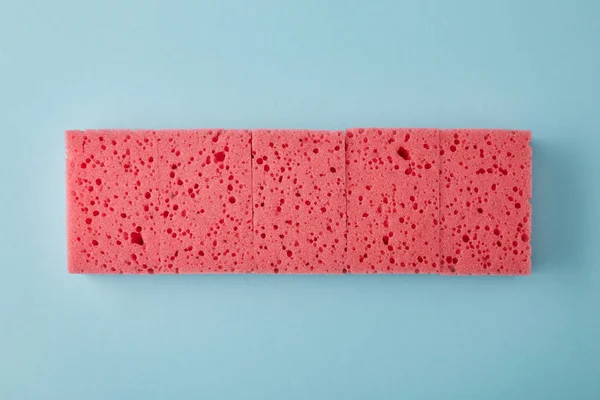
252 130 346 273
66 129 253 274
67 128 532 275
439 129 532 275
346 128 440 273
66 130 161 273
156 129 253 273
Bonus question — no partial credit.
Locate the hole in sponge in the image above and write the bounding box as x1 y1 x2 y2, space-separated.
214 151 226 162
397 147 410 160
131 231 144 245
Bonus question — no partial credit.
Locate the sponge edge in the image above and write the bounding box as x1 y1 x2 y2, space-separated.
440 129 532 275
66 130 161 274
346 128 441 273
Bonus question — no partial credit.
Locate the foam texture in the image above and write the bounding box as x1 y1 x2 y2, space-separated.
156 129 253 273
346 128 440 273
66 128 532 275
66 129 253 274
252 130 346 273
66 130 161 273
439 129 532 275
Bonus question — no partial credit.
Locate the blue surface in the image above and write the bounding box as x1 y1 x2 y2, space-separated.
1 0 599 398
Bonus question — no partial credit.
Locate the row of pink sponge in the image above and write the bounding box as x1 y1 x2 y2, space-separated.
66 128 531 275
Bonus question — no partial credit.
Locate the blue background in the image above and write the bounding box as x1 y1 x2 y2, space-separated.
1 0 599 398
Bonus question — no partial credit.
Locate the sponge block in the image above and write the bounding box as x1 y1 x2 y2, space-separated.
67 128 532 275
440 129 532 275
346 128 440 273
156 129 253 273
252 130 346 273
66 130 161 273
